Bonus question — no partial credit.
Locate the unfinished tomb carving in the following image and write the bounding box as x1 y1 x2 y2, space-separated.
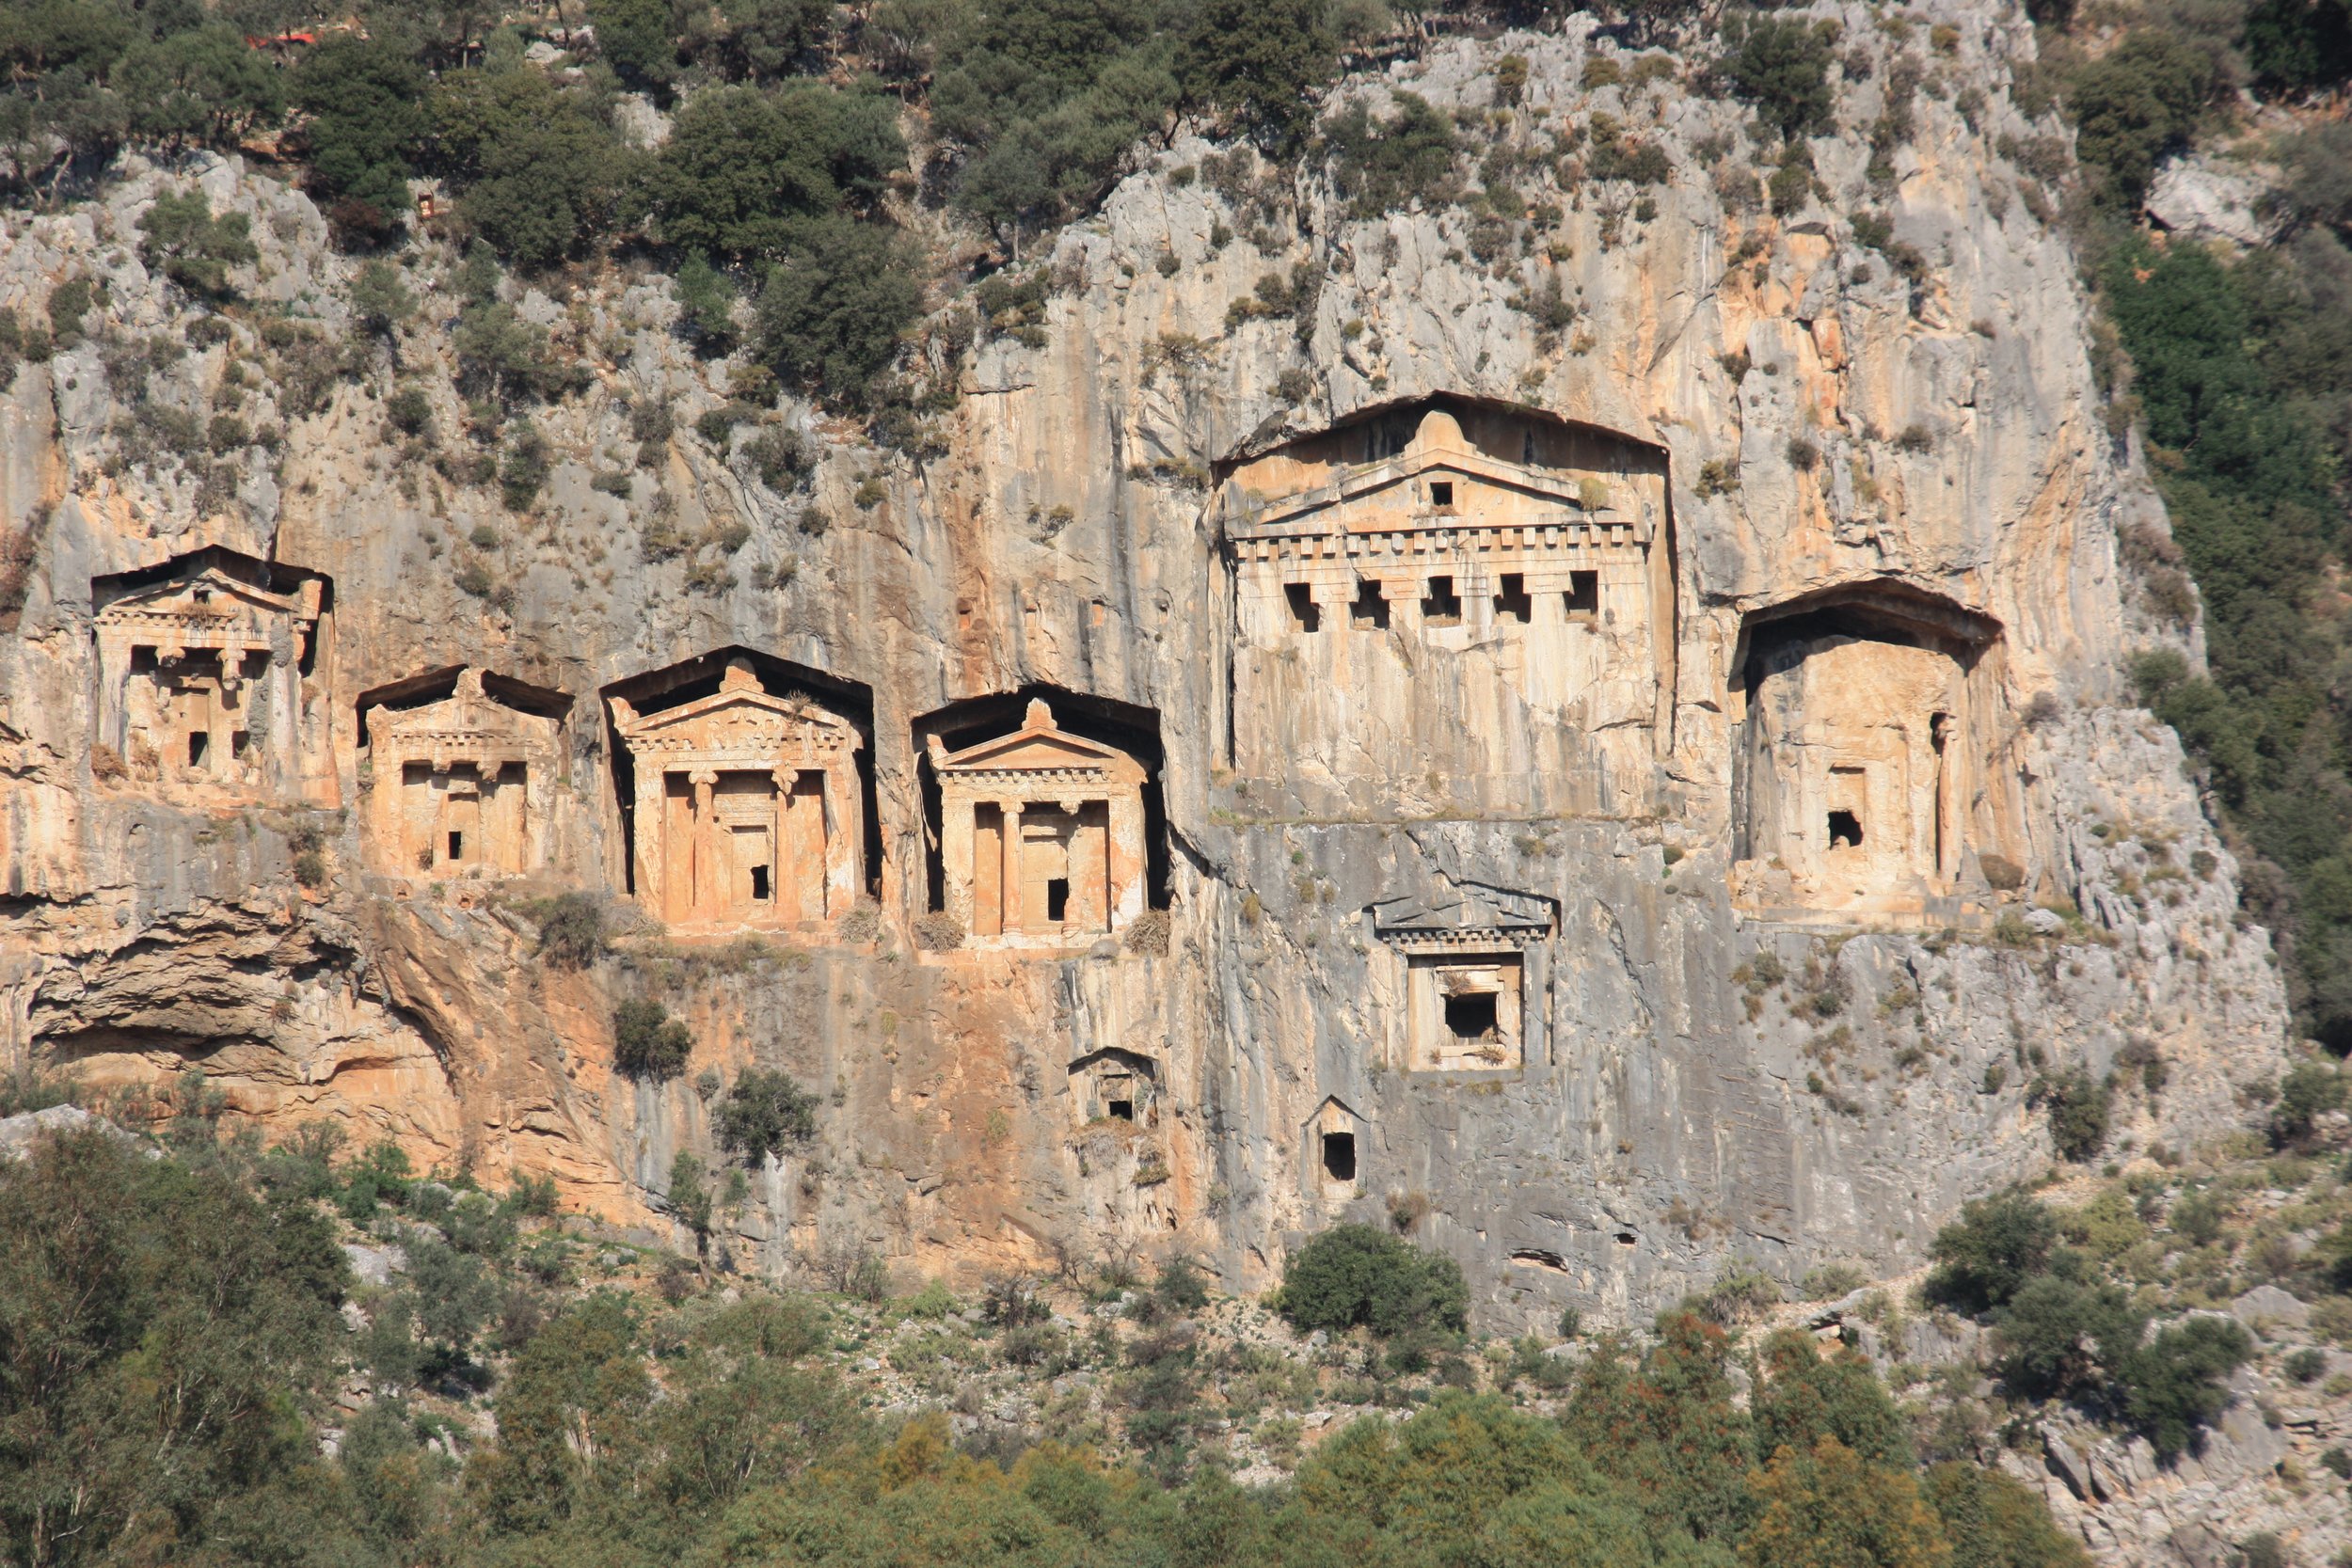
928 700 1150 947
609 658 865 929
1730 586 2021 926
1371 884 1556 1072
359 668 567 877
1217 398 1673 816
90 546 333 803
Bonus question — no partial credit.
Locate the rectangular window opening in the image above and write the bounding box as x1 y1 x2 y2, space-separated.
1827 810 1864 849
1495 573 1533 623
1107 1099 1134 1122
1284 582 1322 632
187 732 209 767
1565 570 1599 617
1444 990 1500 1041
1046 877 1070 923
1349 580 1389 631
1321 1130 1357 1182
1428 480 1454 509
230 730 250 758
1421 575 1461 626
751 863 771 901
447 830 465 862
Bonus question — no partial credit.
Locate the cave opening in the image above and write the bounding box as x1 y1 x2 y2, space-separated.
1322 1131 1357 1182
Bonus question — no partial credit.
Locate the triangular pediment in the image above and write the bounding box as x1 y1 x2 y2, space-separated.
1372 879 1555 938
373 690 551 743
99 567 301 622
935 699 1143 778
617 680 856 742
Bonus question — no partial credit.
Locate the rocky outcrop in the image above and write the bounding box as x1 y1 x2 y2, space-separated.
0 6 2293 1332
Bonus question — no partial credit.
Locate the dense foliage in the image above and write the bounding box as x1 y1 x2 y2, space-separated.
0 1112 2090 1568
2036 0 2352 1050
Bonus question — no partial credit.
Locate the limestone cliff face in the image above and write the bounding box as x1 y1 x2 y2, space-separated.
0 7 2292 1326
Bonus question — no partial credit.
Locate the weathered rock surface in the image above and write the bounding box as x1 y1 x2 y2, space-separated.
0 7 2295 1341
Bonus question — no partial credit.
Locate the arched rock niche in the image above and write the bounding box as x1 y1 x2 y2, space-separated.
1728 583 2022 927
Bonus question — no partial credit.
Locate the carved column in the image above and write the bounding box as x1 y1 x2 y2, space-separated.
1107 790 1147 929
690 768 719 920
633 759 664 917
820 757 862 919
1000 798 1025 935
942 792 977 933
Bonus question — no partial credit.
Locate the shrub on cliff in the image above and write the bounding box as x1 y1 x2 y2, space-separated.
614 998 693 1080
532 893 606 969
716 1069 819 1163
755 217 923 401
1925 1191 2058 1313
1274 1224 1469 1338
1717 16 1838 141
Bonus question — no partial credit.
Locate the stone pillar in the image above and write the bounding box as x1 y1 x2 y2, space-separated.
690 769 719 920
1107 791 1146 929
1932 713 1960 885
632 762 663 917
942 793 976 932
1000 799 1025 935
820 761 861 919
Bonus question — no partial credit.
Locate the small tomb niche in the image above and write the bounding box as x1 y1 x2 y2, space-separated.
1306 1097 1367 1196
359 667 568 878
1072 1048 1157 1129
918 691 1166 950
90 547 332 802
606 655 870 930
1216 396 1675 817
1371 883 1555 1073
1731 585 2012 924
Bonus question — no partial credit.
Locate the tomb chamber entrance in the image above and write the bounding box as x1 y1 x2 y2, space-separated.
1729 584 2019 927
358 668 570 878
606 654 871 932
1370 882 1557 1073
90 546 334 804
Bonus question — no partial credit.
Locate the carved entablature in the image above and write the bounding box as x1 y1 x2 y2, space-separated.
1216 398 1673 819
929 700 1150 949
1370 883 1557 1074
363 669 564 878
90 547 334 804
609 659 865 929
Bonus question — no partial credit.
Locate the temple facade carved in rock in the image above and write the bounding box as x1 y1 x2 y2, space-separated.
609 658 865 929
359 668 567 878
1216 398 1674 818
90 547 333 805
927 699 1151 948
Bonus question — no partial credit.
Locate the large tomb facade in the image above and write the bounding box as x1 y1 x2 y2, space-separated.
926 699 1151 948
608 658 865 929
90 547 333 804
1729 586 2021 927
1217 397 1673 818
359 668 567 878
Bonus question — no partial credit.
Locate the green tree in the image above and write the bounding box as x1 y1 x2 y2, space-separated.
116 24 284 148
348 257 417 336
755 217 922 400
294 35 431 239
433 56 633 268
1719 17 1838 140
1176 0 1334 143
716 1069 820 1163
644 83 904 261
137 188 258 298
1319 91 1459 217
1751 1330 1912 1469
614 996 695 1079
2115 1316 2251 1461
1272 1223 1470 1338
2064 29 2214 210
593 0 682 93
1923 1463 2091 1568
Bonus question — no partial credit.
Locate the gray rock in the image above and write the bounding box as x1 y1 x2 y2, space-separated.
2146 156 2277 247
343 1243 408 1287
0 1103 151 1160
2229 1285 2310 1332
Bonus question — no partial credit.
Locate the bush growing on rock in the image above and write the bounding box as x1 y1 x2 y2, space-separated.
613 998 693 1080
715 1069 819 1162
1274 1223 1469 1338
